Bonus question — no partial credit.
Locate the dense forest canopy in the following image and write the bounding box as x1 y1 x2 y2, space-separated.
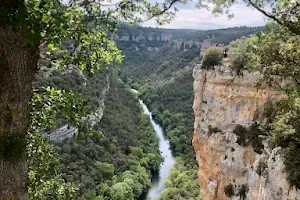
34 69 163 199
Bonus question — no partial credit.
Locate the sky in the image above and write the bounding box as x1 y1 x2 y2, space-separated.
142 1 268 30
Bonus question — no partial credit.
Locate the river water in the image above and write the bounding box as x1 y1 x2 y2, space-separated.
136 96 176 199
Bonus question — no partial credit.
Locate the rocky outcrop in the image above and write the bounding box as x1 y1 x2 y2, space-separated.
192 64 300 200
110 32 221 51
45 75 110 142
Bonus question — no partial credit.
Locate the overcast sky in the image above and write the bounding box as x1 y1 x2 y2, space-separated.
142 2 267 30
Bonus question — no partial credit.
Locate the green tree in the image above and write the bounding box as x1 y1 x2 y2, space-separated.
159 157 201 200
95 162 114 179
111 182 134 200
201 47 223 69
0 0 178 198
197 0 299 35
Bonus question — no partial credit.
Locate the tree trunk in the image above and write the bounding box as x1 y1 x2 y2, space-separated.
0 22 39 199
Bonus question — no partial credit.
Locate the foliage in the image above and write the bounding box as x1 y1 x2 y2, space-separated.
208 125 222 136
116 27 262 198
27 87 92 199
95 162 114 179
46 74 162 199
233 123 266 154
197 0 299 35
245 25 299 88
2 0 180 71
216 0 300 189
158 157 201 200
224 184 234 197
226 36 258 73
201 47 223 69
139 69 195 157
34 68 108 115
265 89 300 187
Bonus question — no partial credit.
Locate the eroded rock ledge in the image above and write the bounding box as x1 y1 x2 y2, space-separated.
192 64 300 200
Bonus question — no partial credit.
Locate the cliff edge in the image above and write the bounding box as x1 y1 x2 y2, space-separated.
192 63 300 199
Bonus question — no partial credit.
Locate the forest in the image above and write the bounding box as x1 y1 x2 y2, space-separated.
33 69 162 199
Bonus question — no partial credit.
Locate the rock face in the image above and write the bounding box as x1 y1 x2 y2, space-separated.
45 74 110 143
110 31 223 52
192 64 300 200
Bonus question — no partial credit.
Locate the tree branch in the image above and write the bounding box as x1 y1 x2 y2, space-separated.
246 0 283 25
246 0 300 35
143 0 179 22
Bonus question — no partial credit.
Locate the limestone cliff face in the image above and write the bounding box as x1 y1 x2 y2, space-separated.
192 64 300 200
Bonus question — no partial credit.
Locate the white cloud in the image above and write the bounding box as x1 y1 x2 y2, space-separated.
143 3 267 30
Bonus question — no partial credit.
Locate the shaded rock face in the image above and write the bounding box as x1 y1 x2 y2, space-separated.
192 64 300 200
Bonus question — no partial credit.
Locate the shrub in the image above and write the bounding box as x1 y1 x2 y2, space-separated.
201 47 223 69
233 125 248 146
256 157 268 176
224 184 234 197
208 125 222 136
233 123 265 154
284 144 300 188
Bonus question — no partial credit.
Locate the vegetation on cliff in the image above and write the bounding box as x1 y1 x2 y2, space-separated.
221 1 300 188
201 47 223 69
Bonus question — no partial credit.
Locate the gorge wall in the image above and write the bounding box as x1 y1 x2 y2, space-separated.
111 26 262 53
192 63 300 199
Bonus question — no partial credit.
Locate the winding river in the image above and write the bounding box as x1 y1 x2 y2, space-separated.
131 89 176 199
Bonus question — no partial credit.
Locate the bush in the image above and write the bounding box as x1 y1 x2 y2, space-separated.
201 47 223 69
224 184 234 197
233 125 248 146
284 144 300 188
233 123 265 154
208 125 222 136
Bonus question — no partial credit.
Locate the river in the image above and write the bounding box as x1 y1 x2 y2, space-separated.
133 89 175 199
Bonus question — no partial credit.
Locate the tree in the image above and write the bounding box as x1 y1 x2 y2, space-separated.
201 47 223 69
197 0 300 35
111 182 134 200
95 162 114 179
0 0 179 198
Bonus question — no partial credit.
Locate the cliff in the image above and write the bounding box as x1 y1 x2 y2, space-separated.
42 69 110 143
192 63 300 199
110 26 262 52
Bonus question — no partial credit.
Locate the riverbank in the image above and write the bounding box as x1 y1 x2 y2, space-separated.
138 99 175 199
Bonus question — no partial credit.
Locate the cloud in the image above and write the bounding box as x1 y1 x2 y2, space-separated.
143 3 267 30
